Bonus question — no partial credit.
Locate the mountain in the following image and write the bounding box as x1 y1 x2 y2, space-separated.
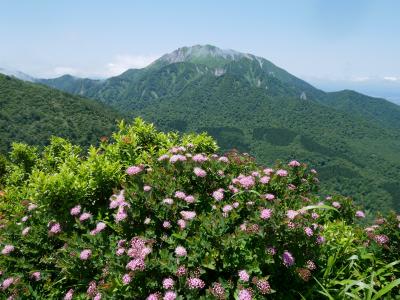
0 74 122 153
36 45 400 213
0 67 36 82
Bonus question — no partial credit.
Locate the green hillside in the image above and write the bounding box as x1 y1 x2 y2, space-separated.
36 45 400 213
0 74 122 153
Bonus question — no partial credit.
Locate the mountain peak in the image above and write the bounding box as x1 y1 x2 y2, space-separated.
0 67 35 82
155 44 255 67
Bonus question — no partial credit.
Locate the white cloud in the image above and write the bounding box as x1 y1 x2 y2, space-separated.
105 54 160 76
383 76 399 82
350 76 370 82
52 66 80 76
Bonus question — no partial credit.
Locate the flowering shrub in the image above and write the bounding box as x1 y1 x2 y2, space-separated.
0 119 399 299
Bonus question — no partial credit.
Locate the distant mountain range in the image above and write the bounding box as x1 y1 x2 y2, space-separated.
1 45 399 213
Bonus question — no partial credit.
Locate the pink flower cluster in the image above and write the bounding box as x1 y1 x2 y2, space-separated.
187 277 205 289
193 167 207 177
126 165 143 175
175 246 187 257
90 222 106 235
192 154 208 163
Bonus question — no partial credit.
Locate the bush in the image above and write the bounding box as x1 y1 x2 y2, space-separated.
0 119 399 299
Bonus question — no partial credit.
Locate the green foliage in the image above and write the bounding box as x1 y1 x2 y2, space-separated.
0 120 399 299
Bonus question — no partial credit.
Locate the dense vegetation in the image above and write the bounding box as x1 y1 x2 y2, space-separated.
37 45 400 215
0 74 121 153
0 119 399 299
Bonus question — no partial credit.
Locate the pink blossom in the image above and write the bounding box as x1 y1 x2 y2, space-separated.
122 273 132 285
374 234 389 245
233 202 239 208
238 176 255 189
251 171 260 177
126 165 143 175
162 278 175 289
256 279 271 294
158 154 170 161
311 212 319 219
306 260 316 271
316 236 326 244
126 258 146 271
263 168 274 175
218 156 229 163
288 184 296 190
1 277 14 290
264 193 275 201
176 265 187 277
304 227 313 237
282 251 295 267
184 195 195 203
287 210 299 220
238 270 250 282
143 185 152 192
332 201 341 208
259 176 270 184
21 216 29 222
267 246 276 255
180 211 196 220
260 208 272 220
174 191 186 199
163 291 177 300
355 210 365 218
311 168 317 174
80 249 92 260
288 160 300 167
276 169 288 177
22 227 31 236
87 281 97 297
212 190 224 201
28 203 38 211
169 154 186 163
238 288 252 300
70 205 81 216
222 205 233 213
49 223 62 234
147 293 161 300
90 222 106 235
193 167 207 177
31 271 41 281
163 221 171 229
187 277 205 289
94 293 102 300
63 289 74 300
192 154 208 163
79 212 92 222
175 246 187 257
177 219 186 229
163 198 174 205
116 248 125 256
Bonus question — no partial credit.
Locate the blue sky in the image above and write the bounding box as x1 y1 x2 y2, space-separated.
1 0 400 101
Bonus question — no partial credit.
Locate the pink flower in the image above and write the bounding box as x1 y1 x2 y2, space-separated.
194 167 207 177
143 185 152 192
126 258 146 271
287 210 299 220
80 249 92 260
22 227 31 236
374 234 389 245
276 169 288 177
238 288 252 300
218 156 229 163
282 251 295 267
332 201 341 209
21 216 29 222
31 271 41 281
180 211 196 220
90 222 106 235
264 193 275 201
266 246 276 255
192 154 208 163
238 176 255 189
306 260 317 271
49 223 62 234
163 198 174 205
70 205 81 216
259 176 270 184
174 191 186 199
169 154 186 163
288 160 300 167
116 248 125 256
28 203 38 211
256 279 271 295
233 202 239 208
311 168 317 174
263 168 274 175
87 281 97 297
126 165 143 175
175 246 187 257
94 293 102 300
316 236 326 244
222 205 233 213
1 277 14 290
164 291 177 300
79 212 92 222
163 221 171 229
260 208 272 220
304 227 313 237
238 270 250 282
212 190 224 201
184 195 195 203
147 293 161 300
162 278 175 289
311 212 319 219
63 289 74 300
187 277 205 289
158 154 170 161
355 210 365 218
177 219 186 229
122 273 132 285
176 265 187 277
